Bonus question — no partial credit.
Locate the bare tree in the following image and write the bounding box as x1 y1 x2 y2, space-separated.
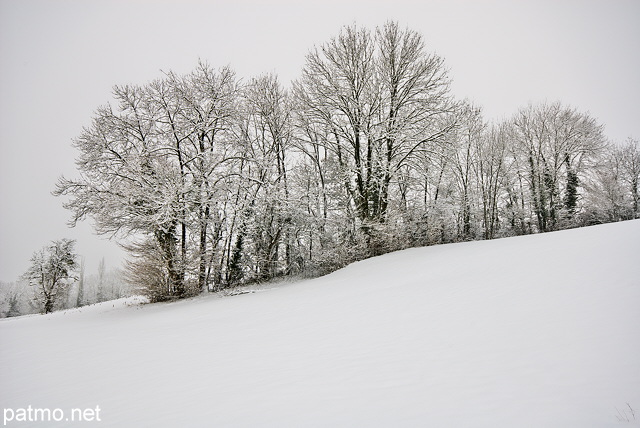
584 139 640 223
295 23 378 229
55 64 242 299
374 21 454 224
448 102 485 240
619 138 640 217
511 102 605 231
54 82 188 297
237 74 295 279
474 123 507 239
295 21 454 254
152 63 241 291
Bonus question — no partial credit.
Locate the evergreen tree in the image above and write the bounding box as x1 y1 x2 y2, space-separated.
564 170 579 217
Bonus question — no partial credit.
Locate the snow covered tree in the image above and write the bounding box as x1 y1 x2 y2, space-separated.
447 102 485 240
55 63 242 299
22 239 78 314
474 123 507 239
76 257 85 307
295 23 377 229
374 22 454 219
619 138 640 218
151 64 241 291
511 102 605 232
0 281 26 317
96 257 105 302
294 21 454 254
237 74 295 280
54 82 188 297
583 139 639 223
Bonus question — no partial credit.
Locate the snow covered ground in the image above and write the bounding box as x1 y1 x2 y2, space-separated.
1 220 639 427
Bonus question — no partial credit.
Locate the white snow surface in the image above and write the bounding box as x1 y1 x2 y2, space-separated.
1 221 639 427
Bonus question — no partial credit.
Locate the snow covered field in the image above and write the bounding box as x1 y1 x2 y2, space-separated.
1 220 639 427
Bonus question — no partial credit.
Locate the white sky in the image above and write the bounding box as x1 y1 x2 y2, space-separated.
1 0 638 282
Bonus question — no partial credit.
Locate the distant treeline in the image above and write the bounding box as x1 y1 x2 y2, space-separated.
0 260 128 317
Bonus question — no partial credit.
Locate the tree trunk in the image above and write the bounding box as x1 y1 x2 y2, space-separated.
155 222 183 296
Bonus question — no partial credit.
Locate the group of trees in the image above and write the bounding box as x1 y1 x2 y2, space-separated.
0 243 127 317
51 22 639 302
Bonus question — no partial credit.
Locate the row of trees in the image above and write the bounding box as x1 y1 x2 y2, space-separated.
55 22 640 301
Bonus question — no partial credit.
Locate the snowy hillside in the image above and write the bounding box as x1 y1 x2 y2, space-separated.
1 220 639 427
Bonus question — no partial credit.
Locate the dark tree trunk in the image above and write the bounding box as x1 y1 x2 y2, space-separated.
155 222 183 296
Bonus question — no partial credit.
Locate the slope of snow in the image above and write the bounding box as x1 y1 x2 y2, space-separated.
1 221 639 427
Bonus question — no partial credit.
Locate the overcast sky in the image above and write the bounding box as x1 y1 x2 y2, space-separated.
1 0 638 282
